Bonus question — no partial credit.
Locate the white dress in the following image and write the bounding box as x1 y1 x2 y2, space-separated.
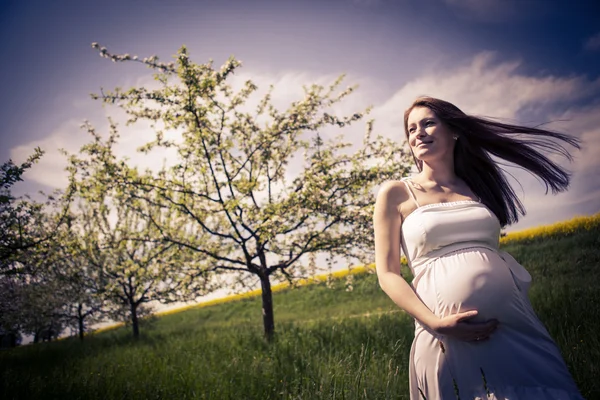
400 179 583 400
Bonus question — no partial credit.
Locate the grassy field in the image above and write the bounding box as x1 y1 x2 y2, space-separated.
1 215 599 399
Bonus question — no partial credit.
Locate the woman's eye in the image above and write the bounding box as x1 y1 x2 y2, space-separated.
426 121 434 126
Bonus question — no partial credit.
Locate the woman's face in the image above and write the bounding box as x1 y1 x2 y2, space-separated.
406 106 455 164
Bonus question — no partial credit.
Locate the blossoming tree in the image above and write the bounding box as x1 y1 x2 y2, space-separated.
81 44 411 340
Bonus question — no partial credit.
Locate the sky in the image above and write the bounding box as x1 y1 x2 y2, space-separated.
1 0 600 316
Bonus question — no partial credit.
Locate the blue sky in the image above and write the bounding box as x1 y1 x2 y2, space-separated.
1 0 599 233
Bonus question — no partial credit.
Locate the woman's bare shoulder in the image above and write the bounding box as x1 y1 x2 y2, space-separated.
378 179 406 193
375 180 411 210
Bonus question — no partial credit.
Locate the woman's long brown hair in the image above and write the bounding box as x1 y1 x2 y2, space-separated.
403 96 581 227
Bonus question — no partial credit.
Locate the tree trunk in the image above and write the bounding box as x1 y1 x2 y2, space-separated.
78 303 85 341
259 273 274 341
131 302 139 339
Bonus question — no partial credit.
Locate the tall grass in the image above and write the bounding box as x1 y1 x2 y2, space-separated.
1 214 598 399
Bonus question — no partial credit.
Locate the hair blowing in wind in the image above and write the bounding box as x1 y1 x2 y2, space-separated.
403 96 582 227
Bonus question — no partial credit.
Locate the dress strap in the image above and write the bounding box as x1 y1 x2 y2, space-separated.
401 178 421 208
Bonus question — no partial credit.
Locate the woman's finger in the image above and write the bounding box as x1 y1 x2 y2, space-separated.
455 310 478 322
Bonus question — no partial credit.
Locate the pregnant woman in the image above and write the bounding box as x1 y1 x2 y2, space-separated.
374 97 584 399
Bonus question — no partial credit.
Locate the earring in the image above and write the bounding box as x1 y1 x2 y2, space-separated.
452 135 458 140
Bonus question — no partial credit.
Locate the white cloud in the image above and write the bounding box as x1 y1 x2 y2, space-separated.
11 118 90 190
230 70 374 118
550 104 600 171
541 104 600 214
584 32 600 52
370 52 600 140
11 112 181 191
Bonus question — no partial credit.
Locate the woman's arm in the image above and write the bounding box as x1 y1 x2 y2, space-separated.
374 181 441 330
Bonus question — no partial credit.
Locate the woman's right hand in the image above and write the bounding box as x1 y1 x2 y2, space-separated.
431 310 499 342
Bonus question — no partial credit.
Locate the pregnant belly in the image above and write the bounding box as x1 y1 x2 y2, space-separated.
417 247 521 323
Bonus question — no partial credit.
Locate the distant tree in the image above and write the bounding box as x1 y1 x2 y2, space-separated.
48 232 106 341
0 275 22 345
1 149 74 276
0 329 21 348
64 148 212 339
80 44 410 340
1 220 105 343
13 273 67 343
1 149 44 274
0 167 75 344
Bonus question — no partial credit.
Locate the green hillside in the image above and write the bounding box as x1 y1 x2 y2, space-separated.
1 217 599 399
